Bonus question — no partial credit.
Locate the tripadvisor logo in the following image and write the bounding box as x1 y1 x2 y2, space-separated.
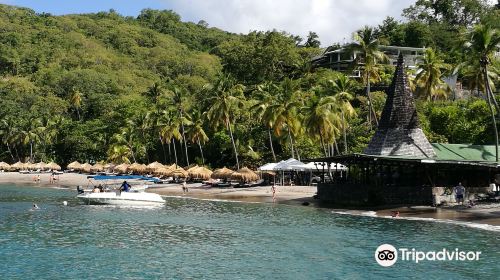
375 244 481 267
375 244 398 267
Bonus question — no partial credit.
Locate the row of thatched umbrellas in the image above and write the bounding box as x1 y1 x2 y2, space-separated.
0 160 260 182
67 161 260 181
0 161 61 171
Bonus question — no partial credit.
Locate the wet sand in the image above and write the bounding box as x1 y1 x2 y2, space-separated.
2 171 500 227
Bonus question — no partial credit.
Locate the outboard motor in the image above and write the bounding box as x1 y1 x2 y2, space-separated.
77 185 84 194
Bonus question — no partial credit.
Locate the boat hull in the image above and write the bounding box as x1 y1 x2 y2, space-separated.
77 191 165 206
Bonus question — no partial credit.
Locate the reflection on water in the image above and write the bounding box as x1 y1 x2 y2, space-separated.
0 185 499 279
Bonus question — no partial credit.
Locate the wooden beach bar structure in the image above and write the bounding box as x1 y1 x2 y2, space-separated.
311 54 500 206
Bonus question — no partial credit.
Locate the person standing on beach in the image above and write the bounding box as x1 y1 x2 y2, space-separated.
182 181 187 193
454 182 466 205
271 184 276 203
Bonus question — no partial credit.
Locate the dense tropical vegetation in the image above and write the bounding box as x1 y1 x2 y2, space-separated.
0 1 498 167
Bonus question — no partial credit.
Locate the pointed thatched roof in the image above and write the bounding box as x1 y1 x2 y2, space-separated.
364 54 436 158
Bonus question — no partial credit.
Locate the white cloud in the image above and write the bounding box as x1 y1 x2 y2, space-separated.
163 0 416 46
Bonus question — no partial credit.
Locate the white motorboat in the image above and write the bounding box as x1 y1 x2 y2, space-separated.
77 190 165 206
76 175 164 206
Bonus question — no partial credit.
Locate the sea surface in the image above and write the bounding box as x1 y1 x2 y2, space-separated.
0 184 499 279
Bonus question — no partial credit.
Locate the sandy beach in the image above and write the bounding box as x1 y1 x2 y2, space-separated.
2 171 500 227
0 171 316 205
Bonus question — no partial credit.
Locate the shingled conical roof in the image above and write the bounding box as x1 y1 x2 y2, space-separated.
364 54 435 158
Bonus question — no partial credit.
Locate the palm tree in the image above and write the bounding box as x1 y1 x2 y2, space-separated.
302 90 341 157
169 86 192 166
112 126 138 163
265 78 303 159
347 26 388 128
144 82 164 104
187 111 209 164
69 89 83 120
326 75 357 153
38 116 59 161
251 81 279 161
21 117 42 162
461 60 498 97
108 144 132 164
0 118 17 161
206 74 245 169
415 48 451 101
464 23 500 161
130 112 152 163
157 110 182 166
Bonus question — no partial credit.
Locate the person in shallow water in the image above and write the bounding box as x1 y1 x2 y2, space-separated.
32 203 39 210
120 181 130 192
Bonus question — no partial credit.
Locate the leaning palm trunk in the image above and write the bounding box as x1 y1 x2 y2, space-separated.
14 146 20 162
179 110 189 166
484 64 499 162
227 120 240 170
319 134 328 157
128 144 136 163
197 139 205 164
342 112 348 154
268 128 276 162
366 74 379 128
484 65 500 113
334 140 340 156
294 137 301 161
30 141 33 163
172 139 178 166
6 143 15 161
160 141 167 163
287 127 295 159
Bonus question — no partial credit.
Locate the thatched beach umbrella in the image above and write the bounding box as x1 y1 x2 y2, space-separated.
146 161 164 173
211 167 234 180
135 164 148 174
81 163 92 173
189 166 213 180
67 161 81 171
104 163 116 171
11 161 24 171
154 166 172 176
186 165 199 172
170 167 188 178
34 162 47 171
128 163 146 174
0 162 11 171
90 163 104 173
114 163 130 174
231 167 259 182
25 162 35 170
46 162 61 171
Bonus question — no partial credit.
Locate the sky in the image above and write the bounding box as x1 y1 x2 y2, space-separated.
0 0 417 46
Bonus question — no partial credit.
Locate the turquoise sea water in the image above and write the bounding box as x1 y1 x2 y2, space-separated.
0 184 499 279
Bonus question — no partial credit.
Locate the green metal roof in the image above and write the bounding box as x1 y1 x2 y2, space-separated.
307 143 500 168
431 143 497 162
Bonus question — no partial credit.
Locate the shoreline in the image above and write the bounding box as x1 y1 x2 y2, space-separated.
2 172 500 229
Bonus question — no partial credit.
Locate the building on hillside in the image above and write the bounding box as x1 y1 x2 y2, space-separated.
311 45 425 77
308 54 499 206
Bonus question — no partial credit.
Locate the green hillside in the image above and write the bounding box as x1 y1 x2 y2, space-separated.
0 2 498 169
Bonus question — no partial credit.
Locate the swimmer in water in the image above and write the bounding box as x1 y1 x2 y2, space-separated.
32 203 39 210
